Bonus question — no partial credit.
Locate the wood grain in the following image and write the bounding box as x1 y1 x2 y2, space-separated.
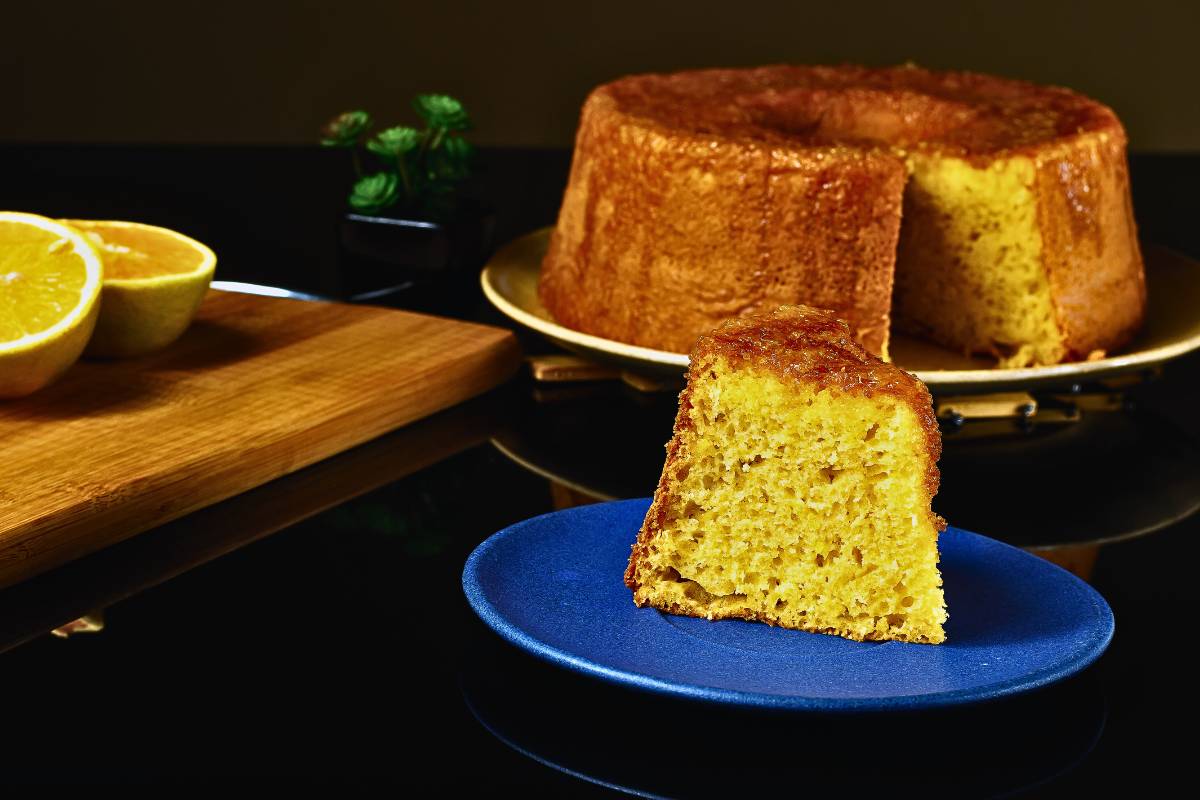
0 393 502 652
0 289 521 588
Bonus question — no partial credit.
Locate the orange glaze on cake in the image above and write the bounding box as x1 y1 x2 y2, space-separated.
540 65 1145 365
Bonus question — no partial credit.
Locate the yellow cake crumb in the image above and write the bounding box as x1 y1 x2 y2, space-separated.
626 306 948 644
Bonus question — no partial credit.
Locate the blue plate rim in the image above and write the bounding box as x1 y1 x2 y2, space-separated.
463 499 1115 712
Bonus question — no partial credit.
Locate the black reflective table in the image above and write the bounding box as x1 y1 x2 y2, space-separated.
1 145 1197 794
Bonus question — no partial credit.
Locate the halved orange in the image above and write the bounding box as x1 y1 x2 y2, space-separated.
0 212 103 397
64 219 216 358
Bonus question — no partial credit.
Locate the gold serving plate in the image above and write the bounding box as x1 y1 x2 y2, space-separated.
482 227 1200 393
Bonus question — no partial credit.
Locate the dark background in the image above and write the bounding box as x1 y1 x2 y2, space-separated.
5 0 1199 150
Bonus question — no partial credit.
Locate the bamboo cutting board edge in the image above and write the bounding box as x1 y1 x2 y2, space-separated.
0 395 500 653
0 292 522 589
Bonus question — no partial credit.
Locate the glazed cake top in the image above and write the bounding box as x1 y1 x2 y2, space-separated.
598 64 1121 156
693 305 924 398
689 305 943 502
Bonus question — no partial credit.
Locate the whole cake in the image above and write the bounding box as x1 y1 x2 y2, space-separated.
540 64 1146 367
625 305 947 643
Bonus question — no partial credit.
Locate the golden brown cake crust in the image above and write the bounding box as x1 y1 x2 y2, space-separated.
541 63 1145 364
539 69 911 358
598 64 1118 157
624 306 945 631
1033 132 1146 359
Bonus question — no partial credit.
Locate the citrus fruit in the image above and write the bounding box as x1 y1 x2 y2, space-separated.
0 212 103 398
64 219 216 359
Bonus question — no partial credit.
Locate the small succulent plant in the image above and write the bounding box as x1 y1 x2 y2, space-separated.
321 95 474 215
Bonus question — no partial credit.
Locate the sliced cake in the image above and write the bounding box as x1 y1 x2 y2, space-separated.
625 305 948 643
540 64 1146 366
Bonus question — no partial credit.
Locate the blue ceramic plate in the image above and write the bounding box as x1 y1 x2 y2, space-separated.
463 499 1114 712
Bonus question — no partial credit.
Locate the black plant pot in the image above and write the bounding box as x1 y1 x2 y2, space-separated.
336 197 496 311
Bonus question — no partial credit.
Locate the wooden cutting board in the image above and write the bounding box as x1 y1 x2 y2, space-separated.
0 289 521 589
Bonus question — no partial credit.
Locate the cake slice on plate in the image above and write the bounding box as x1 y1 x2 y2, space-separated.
625 306 948 643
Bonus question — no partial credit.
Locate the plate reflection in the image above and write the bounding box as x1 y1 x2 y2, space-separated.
461 633 1105 797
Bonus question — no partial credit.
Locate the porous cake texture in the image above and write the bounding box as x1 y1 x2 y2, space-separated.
625 306 948 644
540 64 1146 367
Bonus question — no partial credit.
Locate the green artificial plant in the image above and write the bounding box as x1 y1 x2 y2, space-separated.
321 95 474 216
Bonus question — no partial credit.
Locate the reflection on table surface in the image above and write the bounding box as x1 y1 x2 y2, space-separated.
462 632 1106 798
